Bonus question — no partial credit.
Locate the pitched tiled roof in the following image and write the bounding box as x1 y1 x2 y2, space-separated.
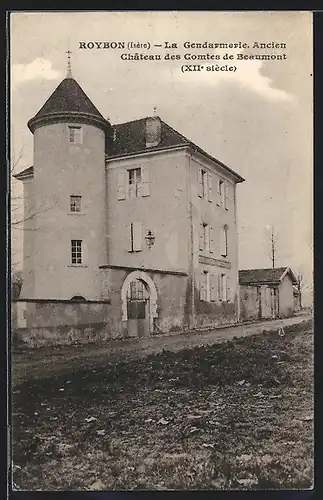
33 77 105 118
108 117 245 182
21 75 244 183
15 116 244 183
109 118 188 157
239 267 297 285
28 78 109 133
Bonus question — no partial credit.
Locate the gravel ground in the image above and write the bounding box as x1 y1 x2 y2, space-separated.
12 313 312 384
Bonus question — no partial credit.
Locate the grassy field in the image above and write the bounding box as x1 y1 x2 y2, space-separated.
12 321 314 491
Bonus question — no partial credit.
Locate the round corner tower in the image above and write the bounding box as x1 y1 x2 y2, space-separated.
22 73 112 300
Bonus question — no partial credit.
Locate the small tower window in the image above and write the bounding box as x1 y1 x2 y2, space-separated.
68 125 82 144
70 195 82 213
71 240 82 264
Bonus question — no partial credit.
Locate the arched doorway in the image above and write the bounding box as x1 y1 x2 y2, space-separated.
121 270 158 337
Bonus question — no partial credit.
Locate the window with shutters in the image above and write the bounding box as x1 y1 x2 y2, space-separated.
68 125 82 144
209 226 215 253
129 222 143 252
210 273 217 302
200 223 211 254
200 223 214 255
117 167 150 200
203 224 210 253
218 179 229 210
219 273 230 302
218 180 225 207
198 168 212 201
200 270 210 302
221 225 228 257
117 171 127 200
224 181 229 210
219 273 225 301
128 168 142 198
226 276 231 302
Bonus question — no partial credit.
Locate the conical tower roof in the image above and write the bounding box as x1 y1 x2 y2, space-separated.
28 77 110 133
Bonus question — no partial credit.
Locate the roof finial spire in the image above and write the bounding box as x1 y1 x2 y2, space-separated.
66 40 72 78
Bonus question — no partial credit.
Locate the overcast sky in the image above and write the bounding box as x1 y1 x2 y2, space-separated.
10 11 313 298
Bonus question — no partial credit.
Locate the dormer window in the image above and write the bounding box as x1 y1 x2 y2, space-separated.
68 125 82 144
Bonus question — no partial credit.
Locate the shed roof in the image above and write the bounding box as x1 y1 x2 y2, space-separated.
239 267 297 286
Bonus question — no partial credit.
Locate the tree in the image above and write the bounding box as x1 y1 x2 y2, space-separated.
11 148 58 250
265 225 280 268
11 146 59 229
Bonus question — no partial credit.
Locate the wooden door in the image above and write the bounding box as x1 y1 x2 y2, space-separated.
260 286 272 319
127 279 150 337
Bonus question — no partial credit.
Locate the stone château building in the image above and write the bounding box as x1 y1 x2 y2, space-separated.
14 64 245 342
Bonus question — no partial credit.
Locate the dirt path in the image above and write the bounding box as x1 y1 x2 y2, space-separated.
12 313 312 385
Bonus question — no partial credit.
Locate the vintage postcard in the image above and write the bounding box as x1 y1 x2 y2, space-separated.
10 11 313 491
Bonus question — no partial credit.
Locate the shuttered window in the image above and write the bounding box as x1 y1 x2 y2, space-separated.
210 273 217 302
224 181 229 210
198 168 203 198
200 223 211 254
128 168 141 198
199 223 204 251
208 173 212 202
218 273 224 301
217 179 229 209
117 167 150 199
141 165 150 197
226 276 231 302
129 222 143 252
220 226 228 257
209 226 215 253
204 224 210 253
117 172 126 200
219 180 225 207
198 168 209 199
200 270 210 301
222 274 228 302
218 273 231 302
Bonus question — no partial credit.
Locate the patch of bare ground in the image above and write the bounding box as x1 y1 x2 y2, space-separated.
12 322 314 490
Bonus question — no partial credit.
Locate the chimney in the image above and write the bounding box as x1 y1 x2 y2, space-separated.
145 110 161 148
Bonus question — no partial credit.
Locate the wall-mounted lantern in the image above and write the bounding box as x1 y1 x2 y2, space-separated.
145 230 155 249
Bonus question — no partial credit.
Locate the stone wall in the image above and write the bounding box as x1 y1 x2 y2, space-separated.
278 275 294 317
101 267 190 335
194 286 239 328
239 285 261 322
12 299 112 347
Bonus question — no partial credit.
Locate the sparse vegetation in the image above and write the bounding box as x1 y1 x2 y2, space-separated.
11 269 22 299
12 322 313 490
